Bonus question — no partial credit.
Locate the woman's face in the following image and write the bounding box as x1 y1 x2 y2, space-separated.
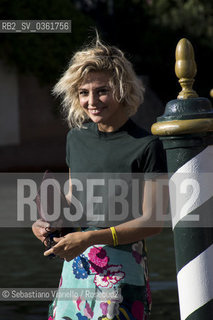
78 71 126 128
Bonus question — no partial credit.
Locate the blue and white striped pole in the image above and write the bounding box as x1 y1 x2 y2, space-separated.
152 38 213 319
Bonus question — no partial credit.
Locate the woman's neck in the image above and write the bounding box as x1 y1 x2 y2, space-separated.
97 114 129 132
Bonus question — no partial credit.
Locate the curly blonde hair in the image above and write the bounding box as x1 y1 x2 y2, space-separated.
53 36 144 128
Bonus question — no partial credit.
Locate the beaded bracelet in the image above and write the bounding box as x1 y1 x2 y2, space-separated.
110 226 118 246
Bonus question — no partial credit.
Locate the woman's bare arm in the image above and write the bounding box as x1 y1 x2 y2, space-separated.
32 169 72 243
44 176 169 261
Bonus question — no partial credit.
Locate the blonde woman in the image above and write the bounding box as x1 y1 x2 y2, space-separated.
32 36 167 320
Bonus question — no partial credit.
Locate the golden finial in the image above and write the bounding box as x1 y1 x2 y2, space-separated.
175 38 198 99
210 89 213 98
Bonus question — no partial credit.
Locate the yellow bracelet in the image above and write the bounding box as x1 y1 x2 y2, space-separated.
110 227 118 246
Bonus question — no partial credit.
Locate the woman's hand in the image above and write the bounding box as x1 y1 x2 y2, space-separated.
32 219 60 245
43 231 92 262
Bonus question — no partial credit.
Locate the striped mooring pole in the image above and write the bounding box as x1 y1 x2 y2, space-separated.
152 38 213 319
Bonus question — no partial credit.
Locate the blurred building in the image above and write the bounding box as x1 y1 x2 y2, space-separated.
0 61 67 171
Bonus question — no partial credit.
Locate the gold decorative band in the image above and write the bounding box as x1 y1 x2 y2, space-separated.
151 118 213 136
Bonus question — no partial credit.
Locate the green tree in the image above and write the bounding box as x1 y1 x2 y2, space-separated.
0 0 94 84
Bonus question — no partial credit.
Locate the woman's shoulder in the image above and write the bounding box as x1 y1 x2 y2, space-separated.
127 119 159 144
66 121 95 139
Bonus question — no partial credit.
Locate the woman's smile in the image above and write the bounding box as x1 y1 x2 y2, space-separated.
87 106 107 115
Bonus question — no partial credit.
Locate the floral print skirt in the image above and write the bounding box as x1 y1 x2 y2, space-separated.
48 237 151 320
